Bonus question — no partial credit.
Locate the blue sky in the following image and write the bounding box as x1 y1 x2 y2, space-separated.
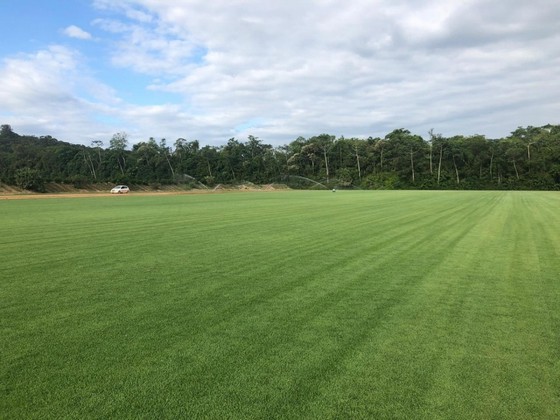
1 1 178 105
1 0 559 146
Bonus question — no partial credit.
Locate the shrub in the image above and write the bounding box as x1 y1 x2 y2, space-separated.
15 168 45 192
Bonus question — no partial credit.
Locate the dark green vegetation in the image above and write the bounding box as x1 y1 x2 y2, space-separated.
2 123 560 191
2 191 559 418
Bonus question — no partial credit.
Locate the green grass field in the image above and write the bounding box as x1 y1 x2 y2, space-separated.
1 190 560 419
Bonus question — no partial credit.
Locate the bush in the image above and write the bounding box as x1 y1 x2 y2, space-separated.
362 173 399 190
70 175 90 189
15 168 45 192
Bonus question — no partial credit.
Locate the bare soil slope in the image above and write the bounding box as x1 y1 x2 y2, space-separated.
0 183 289 199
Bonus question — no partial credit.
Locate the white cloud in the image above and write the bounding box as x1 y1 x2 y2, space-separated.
93 0 153 23
0 46 123 143
94 0 559 142
63 25 93 40
0 45 205 145
2 0 559 145
91 16 200 75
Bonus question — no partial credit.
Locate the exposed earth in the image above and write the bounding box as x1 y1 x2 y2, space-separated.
0 183 288 200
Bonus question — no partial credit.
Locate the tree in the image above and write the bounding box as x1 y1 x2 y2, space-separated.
199 146 219 185
222 138 245 181
15 167 44 192
1 124 16 139
300 142 321 176
384 129 426 185
159 139 176 180
245 135 268 183
503 137 525 181
1 124 560 191
447 136 465 185
174 138 200 176
90 140 104 180
81 146 97 180
337 167 353 187
313 134 335 182
346 139 365 181
109 132 129 176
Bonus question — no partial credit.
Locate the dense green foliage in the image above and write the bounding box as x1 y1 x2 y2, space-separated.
1 191 559 418
1 123 560 190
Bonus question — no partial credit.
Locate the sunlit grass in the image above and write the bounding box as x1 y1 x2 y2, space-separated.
1 191 559 418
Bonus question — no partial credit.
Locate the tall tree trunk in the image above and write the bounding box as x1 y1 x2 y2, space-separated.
83 150 96 180
88 155 97 180
512 160 519 180
428 129 434 175
410 148 415 183
117 155 125 176
164 152 175 179
429 142 433 174
489 151 494 180
527 143 533 174
97 149 102 170
323 149 329 182
437 145 443 184
355 145 361 180
453 155 460 184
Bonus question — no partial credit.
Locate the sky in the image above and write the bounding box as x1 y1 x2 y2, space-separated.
0 0 559 147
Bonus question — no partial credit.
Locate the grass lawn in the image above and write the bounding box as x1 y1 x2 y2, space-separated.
1 190 559 418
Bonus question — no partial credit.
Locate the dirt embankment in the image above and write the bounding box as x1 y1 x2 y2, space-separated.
0 183 289 200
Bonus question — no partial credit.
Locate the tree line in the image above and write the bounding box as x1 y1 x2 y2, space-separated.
1 123 559 191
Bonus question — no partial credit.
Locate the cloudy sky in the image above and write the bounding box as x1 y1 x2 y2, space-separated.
0 0 558 146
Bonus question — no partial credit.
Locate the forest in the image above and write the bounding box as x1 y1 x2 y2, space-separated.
1 123 559 191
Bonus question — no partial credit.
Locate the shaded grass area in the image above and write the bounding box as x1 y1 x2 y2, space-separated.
1 191 559 418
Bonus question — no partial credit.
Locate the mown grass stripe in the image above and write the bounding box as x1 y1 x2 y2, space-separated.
1 191 559 418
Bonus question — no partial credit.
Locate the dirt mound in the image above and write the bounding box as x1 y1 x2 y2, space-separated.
0 183 24 194
262 183 289 190
0 182 291 199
